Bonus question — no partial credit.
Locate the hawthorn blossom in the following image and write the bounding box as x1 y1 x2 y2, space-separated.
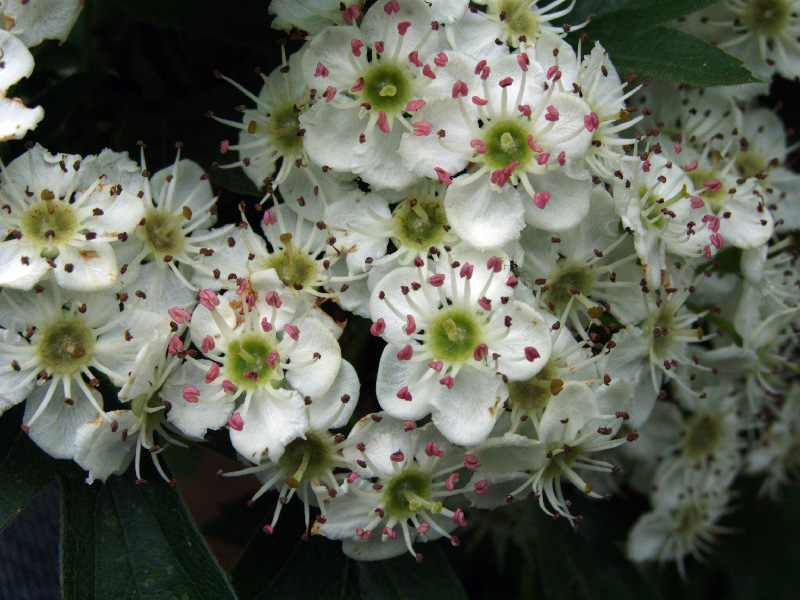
370 250 552 445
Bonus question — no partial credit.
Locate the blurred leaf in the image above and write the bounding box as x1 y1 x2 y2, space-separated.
358 544 468 600
60 466 237 600
716 484 800 600
0 433 59 532
589 26 758 85
533 510 666 600
107 0 275 51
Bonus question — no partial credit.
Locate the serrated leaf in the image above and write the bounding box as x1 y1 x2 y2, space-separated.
591 26 758 86
533 510 665 600
358 544 468 600
0 433 59 532
60 466 237 600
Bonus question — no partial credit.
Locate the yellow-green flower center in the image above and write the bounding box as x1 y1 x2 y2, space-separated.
21 197 78 257
36 318 95 375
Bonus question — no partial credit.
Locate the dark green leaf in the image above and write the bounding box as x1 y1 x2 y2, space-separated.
590 26 758 85
533 510 666 600
60 467 101 600
230 499 359 600
358 544 468 600
60 466 238 600
107 0 274 51
571 0 721 28
716 483 800 600
0 433 59 532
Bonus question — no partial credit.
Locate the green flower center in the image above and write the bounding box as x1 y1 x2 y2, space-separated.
382 469 434 519
494 0 540 42
483 120 533 170
675 503 706 534
684 414 724 457
744 0 791 35
542 262 594 313
542 443 580 480
428 308 482 364
21 197 79 258
391 197 449 251
278 433 334 486
645 304 676 359
360 62 412 113
36 318 95 375
263 233 318 289
734 150 767 179
225 333 279 389
507 359 561 414
142 208 185 257
256 101 304 156
687 168 727 213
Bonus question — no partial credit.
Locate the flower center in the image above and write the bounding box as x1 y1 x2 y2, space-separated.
382 469 433 519
744 0 791 35
675 503 706 534
428 308 482 364
646 304 676 359
278 433 333 485
391 196 449 251
360 62 412 113
259 101 304 156
263 233 319 289
494 0 540 42
225 333 279 389
142 208 186 257
507 359 561 414
21 197 79 257
684 414 724 457
483 120 533 170
542 262 594 313
36 318 95 375
687 168 727 212
734 150 767 179
542 443 580 479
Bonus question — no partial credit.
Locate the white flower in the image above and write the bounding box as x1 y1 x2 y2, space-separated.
446 0 584 58
677 0 800 80
269 0 365 34
627 477 735 579
400 49 593 244
612 153 713 288
0 284 167 459
299 0 448 189
316 415 467 562
1 0 83 48
0 144 144 291
120 150 233 297
370 250 552 445
183 286 354 464
0 30 42 140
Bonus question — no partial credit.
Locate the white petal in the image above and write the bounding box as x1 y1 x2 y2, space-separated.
445 176 525 249
54 242 118 291
74 410 138 484
230 387 309 463
3 0 84 47
429 368 507 446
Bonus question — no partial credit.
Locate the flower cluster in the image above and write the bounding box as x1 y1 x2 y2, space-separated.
1 0 798 575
